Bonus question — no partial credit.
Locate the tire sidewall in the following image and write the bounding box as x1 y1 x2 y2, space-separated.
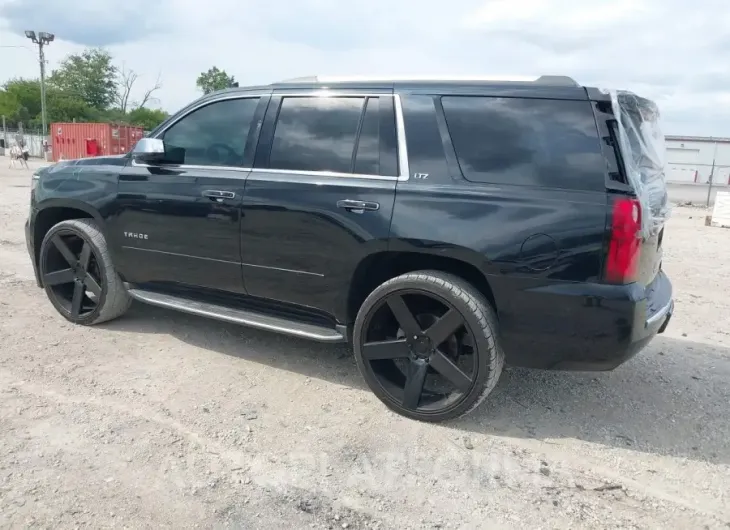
353 273 497 422
40 221 110 325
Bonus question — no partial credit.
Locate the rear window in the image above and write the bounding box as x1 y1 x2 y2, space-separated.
441 96 605 191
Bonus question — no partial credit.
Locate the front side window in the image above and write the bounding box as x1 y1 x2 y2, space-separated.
163 97 259 167
442 96 604 191
269 97 365 173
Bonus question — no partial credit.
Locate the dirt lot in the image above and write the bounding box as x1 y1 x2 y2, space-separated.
1 158 729 529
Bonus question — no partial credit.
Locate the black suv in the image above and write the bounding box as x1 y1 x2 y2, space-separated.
25 75 674 422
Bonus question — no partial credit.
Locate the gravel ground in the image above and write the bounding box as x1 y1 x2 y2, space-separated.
1 159 729 529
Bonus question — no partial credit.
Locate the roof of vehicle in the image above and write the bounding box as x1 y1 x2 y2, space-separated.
273 74 581 87
204 74 597 100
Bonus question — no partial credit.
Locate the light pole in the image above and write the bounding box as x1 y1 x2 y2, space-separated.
24 30 54 138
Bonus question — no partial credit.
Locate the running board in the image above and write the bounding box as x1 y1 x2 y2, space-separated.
126 288 346 343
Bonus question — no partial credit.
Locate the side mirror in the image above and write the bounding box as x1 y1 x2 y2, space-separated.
131 137 165 163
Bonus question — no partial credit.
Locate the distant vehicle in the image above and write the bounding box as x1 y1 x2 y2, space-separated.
25 75 673 422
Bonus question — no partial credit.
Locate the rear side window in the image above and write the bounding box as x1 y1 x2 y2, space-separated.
441 97 605 191
269 97 364 173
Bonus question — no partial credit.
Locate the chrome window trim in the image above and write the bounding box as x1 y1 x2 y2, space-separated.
142 90 411 182
130 158 251 174
394 94 410 181
253 168 398 181
274 92 395 98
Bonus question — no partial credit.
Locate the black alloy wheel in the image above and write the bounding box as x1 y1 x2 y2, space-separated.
42 230 103 319
39 219 131 325
353 271 503 422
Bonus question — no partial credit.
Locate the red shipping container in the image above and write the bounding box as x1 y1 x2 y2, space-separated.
51 122 145 162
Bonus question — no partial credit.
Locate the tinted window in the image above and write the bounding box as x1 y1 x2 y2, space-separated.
354 98 380 175
269 97 364 173
401 95 449 180
442 97 604 191
163 98 259 166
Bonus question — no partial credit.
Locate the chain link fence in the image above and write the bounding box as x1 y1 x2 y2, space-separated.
1 122 50 159
666 162 730 207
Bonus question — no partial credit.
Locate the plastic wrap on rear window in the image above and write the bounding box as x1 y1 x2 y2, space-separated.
608 90 670 238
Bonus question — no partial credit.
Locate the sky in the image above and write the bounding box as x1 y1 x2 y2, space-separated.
1 0 729 136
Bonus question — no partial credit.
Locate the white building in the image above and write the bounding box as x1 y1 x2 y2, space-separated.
665 135 730 186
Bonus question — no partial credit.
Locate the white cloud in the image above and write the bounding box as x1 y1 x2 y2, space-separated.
1 0 729 135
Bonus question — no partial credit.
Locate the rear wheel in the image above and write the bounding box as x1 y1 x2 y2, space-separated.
39 219 131 325
353 271 503 422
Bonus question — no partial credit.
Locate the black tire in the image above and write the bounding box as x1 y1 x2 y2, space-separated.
39 218 131 325
353 270 504 422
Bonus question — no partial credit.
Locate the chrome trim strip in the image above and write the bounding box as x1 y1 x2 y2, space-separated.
394 94 410 181
130 158 252 174
646 299 673 327
253 168 397 181
276 92 396 98
241 262 324 277
122 246 240 265
126 289 346 343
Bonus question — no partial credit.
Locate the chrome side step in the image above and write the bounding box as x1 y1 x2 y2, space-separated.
126 288 346 343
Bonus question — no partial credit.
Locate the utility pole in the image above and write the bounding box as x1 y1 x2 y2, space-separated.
24 31 54 137
707 139 719 207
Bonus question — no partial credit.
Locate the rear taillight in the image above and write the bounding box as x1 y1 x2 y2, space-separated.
605 198 641 284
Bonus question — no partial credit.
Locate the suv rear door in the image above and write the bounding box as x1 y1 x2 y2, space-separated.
240 88 400 322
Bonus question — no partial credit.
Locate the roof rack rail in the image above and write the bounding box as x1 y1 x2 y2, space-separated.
276 74 580 87
534 75 579 87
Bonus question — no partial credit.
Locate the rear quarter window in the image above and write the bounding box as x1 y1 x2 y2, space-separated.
441 96 605 192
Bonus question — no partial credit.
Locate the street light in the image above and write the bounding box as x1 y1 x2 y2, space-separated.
24 30 54 139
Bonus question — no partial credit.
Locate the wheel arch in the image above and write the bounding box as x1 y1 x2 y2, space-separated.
33 201 104 286
345 250 497 324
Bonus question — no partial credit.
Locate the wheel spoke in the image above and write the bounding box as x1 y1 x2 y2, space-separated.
70 282 85 317
403 359 429 409
78 242 92 272
361 339 410 360
43 268 75 286
429 351 473 392
84 274 102 298
425 309 464 347
52 235 77 267
386 294 421 336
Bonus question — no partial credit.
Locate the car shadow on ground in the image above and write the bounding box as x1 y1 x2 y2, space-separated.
102 302 730 466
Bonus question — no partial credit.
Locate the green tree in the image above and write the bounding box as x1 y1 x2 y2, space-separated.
3 78 43 117
196 66 237 95
49 48 118 110
0 89 21 120
127 107 169 130
45 91 95 123
2 78 95 127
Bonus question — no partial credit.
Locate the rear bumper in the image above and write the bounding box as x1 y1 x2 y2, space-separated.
497 271 674 371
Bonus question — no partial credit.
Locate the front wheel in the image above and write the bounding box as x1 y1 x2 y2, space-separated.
353 271 504 422
39 218 131 325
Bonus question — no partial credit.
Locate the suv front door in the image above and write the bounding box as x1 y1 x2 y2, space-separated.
111 94 268 294
240 90 401 322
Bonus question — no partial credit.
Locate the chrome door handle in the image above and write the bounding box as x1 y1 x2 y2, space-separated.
202 190 235 201
337 199 380 212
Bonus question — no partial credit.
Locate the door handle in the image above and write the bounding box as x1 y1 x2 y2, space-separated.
202 190 236 201
337 199 380 212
